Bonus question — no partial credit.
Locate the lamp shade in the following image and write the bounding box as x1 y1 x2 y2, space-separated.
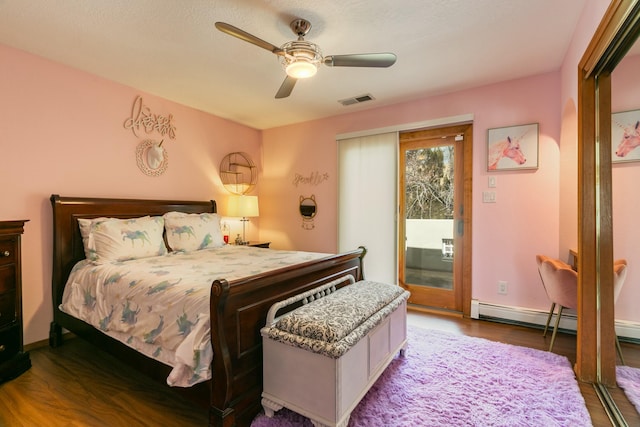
286 60 317 79
227 195 259 218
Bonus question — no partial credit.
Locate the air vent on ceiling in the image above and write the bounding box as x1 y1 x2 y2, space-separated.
338 93 375 106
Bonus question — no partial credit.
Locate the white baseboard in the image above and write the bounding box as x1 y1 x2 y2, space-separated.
474 300 640 341
470 299 480 319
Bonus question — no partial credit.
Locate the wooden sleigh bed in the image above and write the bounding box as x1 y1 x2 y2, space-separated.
48 194 365 427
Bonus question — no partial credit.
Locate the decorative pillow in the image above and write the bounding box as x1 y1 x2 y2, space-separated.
163 212 225 252
86 216 167 263
78 217 110 259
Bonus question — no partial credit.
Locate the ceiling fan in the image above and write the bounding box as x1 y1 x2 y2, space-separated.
215 19 397 99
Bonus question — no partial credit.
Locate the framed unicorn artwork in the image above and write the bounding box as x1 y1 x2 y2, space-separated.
487 123 539 171
612 109 640 163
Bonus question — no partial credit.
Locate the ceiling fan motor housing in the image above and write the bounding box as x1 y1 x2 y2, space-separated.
290 19 312 37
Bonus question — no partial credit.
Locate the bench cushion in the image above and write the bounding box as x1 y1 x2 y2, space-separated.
275 280 405 343
263 281 409 358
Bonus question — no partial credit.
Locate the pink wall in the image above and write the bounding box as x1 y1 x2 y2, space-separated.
558 0 610 265
0 44 261 345
4 0 633 346
261 0 640 326
262 0 640 325
262 72 561 313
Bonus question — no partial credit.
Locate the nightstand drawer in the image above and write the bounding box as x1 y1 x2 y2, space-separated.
0 291 16 328
0 324 19 364
0 264 16 294
0 220 28 383
0 238 16 267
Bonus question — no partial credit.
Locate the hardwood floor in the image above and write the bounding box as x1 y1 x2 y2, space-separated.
0 338 208 427
0 309 638 426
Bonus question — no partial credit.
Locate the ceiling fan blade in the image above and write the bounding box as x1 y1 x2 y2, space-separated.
275 76 297 99
324 53 397 68
215 22 283 55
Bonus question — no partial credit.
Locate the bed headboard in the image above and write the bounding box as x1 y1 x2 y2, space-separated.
50 194 217 313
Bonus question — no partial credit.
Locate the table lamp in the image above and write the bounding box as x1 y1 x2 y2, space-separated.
227 195 259 245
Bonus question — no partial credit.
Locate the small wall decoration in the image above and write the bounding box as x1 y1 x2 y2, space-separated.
612 109 640 163
487 123 539 171
299 195 317 230
292 171 329 187
123 95 177 139
136 139 168 177
220 152 258 194
124 96 176 177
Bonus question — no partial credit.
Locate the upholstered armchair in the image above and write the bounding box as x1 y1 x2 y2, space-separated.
536 254 628 363
536 255 578 351
614 260 628 365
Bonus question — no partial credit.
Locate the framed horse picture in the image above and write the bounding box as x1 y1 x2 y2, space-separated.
487 123 539 171
612 109 640 163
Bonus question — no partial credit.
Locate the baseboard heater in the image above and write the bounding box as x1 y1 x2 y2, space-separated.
473 300 640 344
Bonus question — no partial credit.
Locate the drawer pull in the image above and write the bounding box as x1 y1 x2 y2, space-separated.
1 251 9 257
0 344 5 352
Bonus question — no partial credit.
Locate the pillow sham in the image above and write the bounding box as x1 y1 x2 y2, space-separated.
85 216 167 263
163 211 225 252
78 217 110 259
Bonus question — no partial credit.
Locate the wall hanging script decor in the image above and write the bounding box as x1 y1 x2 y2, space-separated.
299 195 317 230
136 139 168 177
123 95 177 140
292 171 329 187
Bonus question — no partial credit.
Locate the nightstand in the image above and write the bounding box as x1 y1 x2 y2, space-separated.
0 220 31 383
237 241 270 248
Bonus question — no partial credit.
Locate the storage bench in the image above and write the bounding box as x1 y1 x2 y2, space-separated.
260 275 410 427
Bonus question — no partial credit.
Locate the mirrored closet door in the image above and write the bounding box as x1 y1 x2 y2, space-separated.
578 0 640 423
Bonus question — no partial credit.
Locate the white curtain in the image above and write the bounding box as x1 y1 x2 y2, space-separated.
337 132 398 284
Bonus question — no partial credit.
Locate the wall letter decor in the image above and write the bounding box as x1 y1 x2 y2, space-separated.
123 95 177 140
292 171 329 187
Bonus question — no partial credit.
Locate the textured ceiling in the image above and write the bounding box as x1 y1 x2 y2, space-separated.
0 0 588 129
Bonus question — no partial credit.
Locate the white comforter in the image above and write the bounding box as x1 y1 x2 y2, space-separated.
60 245 328 387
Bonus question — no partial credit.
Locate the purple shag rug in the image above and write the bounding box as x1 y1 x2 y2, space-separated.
251 326 592 427
617 365 640 413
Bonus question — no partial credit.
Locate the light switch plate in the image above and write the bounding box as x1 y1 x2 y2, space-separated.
482 191 496 203
488 176 497 188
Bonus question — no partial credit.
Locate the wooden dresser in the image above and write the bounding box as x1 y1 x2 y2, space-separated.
0 220 31 383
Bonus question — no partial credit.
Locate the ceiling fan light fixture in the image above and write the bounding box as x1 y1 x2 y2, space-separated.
280 40 322 79
286 60 317 79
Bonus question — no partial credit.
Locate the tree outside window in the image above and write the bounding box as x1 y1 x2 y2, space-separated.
405 146 454 219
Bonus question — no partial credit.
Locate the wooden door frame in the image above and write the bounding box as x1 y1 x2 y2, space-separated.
577 0 640 386
398 123 472 317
